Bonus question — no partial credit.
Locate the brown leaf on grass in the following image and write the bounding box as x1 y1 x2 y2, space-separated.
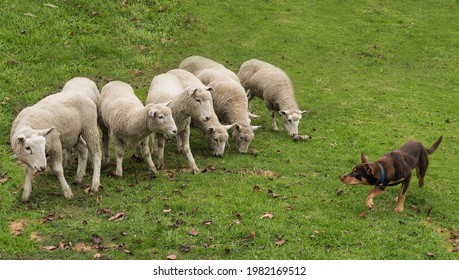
90 11 100 16
0 173 10 184
59 241 72 250
275 236 286 246
202 219 212 225
39 212 55 223
93 253 101 260
43 245 57 251
162 209 172 213
166 254 177 260
188 229 199 236
97 208 112 215
268 190 280 198
131 69 143 76
335 188 344 195
108 210 125 222
74 242 92 253
286 205 294 211
427 252 435 258
202 165 215 173
9 220 26 236
260 212 274 219
253 184 262 192
246 231 256 239
233 211 242 220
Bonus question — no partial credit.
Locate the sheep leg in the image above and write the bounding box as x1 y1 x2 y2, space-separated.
101 126 110 165
50 152 74 199
176 134 184 154
83 131 102 193
74 137 88 183
154 133 166 170
22 165 34 201
113 137 125 177
271 111 279 131
140 137 158 176
178 125 200 174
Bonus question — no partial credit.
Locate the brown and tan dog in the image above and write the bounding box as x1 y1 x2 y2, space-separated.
340 136 443 212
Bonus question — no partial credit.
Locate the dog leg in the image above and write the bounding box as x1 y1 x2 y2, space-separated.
395 177 411 212
366 188 386 209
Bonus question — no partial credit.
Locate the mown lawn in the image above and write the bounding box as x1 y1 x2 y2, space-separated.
0 0 458 260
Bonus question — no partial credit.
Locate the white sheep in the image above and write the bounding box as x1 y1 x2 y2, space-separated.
190 114 232 157
99 81 177 177
10 79 102 201
237 59 308 136
180 56 260 153
147 71 214 172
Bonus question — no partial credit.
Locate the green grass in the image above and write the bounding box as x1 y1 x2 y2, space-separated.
1 0 458 260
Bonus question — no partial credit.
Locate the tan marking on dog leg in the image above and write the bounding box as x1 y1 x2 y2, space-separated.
366 188 386 209
395 194 406 212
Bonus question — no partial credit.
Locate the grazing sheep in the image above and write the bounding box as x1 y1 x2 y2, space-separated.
10 80 102 201
60 77 100 169
190 114 232 157
147 72 214 172
237 59 308 136
180 56 260 153
100 81 177 177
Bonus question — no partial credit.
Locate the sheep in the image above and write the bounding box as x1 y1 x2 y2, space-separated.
60 77 100 169
10 79 102 201
190 114 232 157
179 56 260 153
237 59 309 136
146 71 214 172
99 81 177 177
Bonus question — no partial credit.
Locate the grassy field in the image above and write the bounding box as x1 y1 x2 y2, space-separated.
1 0 458 260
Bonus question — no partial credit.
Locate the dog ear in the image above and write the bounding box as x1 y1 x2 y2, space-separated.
360 152 369 163
363 163 374 176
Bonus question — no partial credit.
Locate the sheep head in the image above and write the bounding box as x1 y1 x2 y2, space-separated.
14 127 54 172
186 87 214 122
206 126 230 157
280 109 307 136
232 123 260 153
146 101 177 136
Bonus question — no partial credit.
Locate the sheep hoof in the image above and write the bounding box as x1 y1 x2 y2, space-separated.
63 191 74 200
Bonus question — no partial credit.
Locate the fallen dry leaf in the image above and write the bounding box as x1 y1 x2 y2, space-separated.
286 205 294 211
74 242 92 253
108 210 125 222
162 209 172 213
39 212 55 223
9 220 26 236
0 173 10 184
93 253 101 260
275 236 286 246
202 219 212 225
97 208 112 215
246 231 256 239
188 229 199 236
427 252 435 258
92 235 103 245
166 254 177 260
253 184 262 192
268 190 280 198
43 245 57 251
335 188 344 195
260 212 274 219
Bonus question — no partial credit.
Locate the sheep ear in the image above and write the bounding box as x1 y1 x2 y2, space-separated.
207 87 214 93
251 125 261 131
248 112 259 119
17 134 26 144
360 152 369 163
224 124 235 131
280 110 288 116
148 109 156 118
234 124 241 131
207 127 215 133
163 100 173 107
38 127 55 136
187 87 198 95
245 89 251 97
301 110 310 115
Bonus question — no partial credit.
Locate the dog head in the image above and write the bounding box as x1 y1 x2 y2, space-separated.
339 152 379 185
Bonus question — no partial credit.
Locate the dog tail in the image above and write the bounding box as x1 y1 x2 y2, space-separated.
426 135 443 154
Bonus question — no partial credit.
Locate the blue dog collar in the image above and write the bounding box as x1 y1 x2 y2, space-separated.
376 163 385 186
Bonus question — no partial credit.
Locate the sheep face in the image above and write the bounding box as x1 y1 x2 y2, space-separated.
232 124 259 153
147 102 177 137
206 126 229 157
14 128 54 172
280 110 303 136
188 87 213 122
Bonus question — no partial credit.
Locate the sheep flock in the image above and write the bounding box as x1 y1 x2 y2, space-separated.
10 56 309 201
